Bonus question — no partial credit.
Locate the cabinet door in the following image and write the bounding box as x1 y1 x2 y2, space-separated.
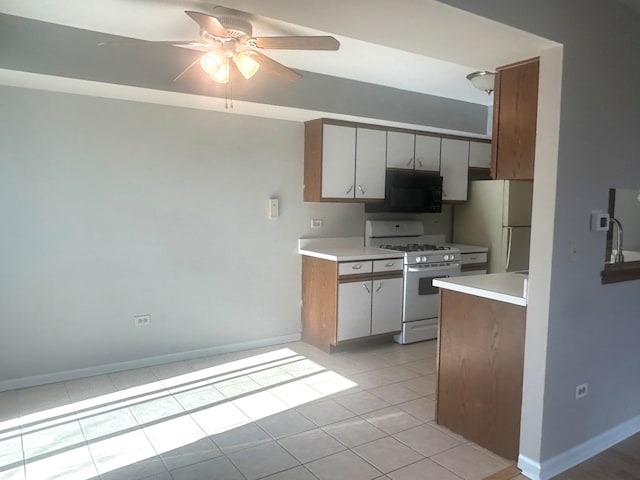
440 138 469 201
355 128 386 199
371 277 403 335
492 58 539 180
321 124 356 198
469 142 492 169
414 134 441 172
386 131 415 169
337 281 372 341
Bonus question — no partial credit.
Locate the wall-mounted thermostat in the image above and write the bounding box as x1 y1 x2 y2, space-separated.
590 210 609 232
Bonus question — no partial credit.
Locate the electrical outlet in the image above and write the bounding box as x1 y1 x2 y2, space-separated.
135 314 151 326
311 219 323 228
576 383 588 399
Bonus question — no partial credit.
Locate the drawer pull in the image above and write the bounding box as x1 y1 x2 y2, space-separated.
385 262 395 267
352 264 362 270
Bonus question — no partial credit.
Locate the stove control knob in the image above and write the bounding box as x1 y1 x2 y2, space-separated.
444 254 450 261
421 256 428 263
415 257 422 263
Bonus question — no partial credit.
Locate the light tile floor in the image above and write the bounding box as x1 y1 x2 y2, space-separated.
0 340 514 480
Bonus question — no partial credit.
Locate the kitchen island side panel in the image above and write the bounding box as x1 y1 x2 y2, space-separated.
436 289 526 460
301 256 338 352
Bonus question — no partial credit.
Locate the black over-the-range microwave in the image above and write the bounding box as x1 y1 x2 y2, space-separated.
365 170 443 213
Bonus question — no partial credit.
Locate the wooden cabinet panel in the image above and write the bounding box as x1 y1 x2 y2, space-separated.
492 57 539 180
355 128 386 199
371 277 403 335
414 134 441 172
440 138 469 202
436 289 526 460
321 124 356 199
387 131 415 169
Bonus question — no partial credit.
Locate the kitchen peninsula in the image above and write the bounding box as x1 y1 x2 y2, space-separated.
433 272 528 460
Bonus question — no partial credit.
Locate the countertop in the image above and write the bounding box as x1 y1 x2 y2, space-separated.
298 237 404 262
433 272 528 306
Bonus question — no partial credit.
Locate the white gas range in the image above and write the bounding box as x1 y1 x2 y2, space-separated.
365 220 461 344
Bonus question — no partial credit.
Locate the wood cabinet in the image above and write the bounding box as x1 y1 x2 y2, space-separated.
304 119 386 202
492 57 540 180
436 289 526 460
387 131 441 172
440 138 469 202
301 256 403 352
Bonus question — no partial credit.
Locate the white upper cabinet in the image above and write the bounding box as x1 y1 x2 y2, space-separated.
414 134 441 172
386 131 415 169
469 141 492 169
355 128 386 199
321 124 357 199
441 138 469 202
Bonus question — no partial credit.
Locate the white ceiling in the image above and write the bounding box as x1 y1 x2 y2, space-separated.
0 0 502 106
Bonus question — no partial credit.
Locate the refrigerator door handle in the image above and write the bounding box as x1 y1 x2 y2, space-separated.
505 227 513 270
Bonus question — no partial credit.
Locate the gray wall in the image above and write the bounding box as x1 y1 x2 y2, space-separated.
439 0 640 466
0 85 452 384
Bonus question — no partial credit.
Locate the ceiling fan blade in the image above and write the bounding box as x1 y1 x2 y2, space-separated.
185 11 231 39
253 36 340 50
173 56 204 83
98 40 210 47
252 52 302 82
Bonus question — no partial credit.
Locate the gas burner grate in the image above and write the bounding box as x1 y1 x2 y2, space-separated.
380 244 451 253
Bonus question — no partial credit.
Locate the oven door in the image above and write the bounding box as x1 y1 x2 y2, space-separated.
403 264 460 322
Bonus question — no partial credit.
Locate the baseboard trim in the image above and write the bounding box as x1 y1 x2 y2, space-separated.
0 333 301 392
519 414 640 480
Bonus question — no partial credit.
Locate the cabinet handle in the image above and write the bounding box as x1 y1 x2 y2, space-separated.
375 283 383 292
346 185 354 195
363 283 371 293
352 264 362 270
385 262 395 267
406 158 413 166
416 159 423 167
357 184 365 195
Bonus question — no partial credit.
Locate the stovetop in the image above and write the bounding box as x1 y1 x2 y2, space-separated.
379 244 454 253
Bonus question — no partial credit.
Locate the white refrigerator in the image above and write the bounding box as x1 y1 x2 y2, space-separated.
453 180 533 273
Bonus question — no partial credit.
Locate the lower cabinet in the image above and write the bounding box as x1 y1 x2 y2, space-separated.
337 277 403 341
301 255 403 352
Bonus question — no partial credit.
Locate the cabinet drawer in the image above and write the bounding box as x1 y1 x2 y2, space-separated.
460 252 488 265
339 261 373 276
373 258 403 273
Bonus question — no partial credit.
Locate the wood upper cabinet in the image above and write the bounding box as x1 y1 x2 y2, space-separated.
492 57 540 180
440 138 469 202
304 119 386 202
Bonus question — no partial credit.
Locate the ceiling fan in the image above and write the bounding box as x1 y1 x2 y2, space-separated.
118 10 340 85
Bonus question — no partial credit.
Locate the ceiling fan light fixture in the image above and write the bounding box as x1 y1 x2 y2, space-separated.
234 51 260 80
200 51 224 75
210 59 230 84
466 70 496 94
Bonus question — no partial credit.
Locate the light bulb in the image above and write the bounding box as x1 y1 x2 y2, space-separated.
234 52 260 80
200 52 223 75
210 60 230 84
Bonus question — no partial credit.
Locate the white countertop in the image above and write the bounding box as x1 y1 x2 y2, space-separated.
298 237 403 262
433 272 528 306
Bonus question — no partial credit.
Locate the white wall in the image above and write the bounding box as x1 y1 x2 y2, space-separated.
0 85 453 386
